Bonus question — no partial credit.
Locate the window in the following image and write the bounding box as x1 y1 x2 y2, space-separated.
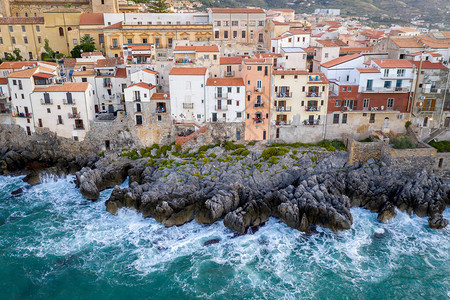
384 69 389 77
233 31 237 38
11 37 15 44
99 34 104 44
324 53 329 58
247 66 251 70
369 113 375 123
258 33 264 43
112 38 118 47
24 37 28 44
333 114 339 124
242 31 246 38
59 27 64 36
258 21 264 26
397 69 405 77
82 78 87 82
343 87 347 92
0 37 2 44
342 114 347 124
28 52 32 60
384 81 391 88
36 25 40 32
13 80 17 85
236 87 240 93
335 100 341 107
38 37 41 43
216 21 221 26
101 0 104 4
227 99 232 105
22 26 26 32
348 87 352 92
363 99 369 108
73 39 78 45
136 115 142 125
18 80 22 90
224 31 228 39
47 108 51 113
9 26 13 32
224 21 229 26
257 66 262 71
232 21 238 26
157 115 162 121
387 98 394 108
215 31 219 39
237 112 241 118
227 87 232 93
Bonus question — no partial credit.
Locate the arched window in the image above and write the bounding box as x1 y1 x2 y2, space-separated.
68 27 72 31
59 27 64 37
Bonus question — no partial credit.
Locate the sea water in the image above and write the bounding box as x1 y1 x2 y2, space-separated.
0 175 449 299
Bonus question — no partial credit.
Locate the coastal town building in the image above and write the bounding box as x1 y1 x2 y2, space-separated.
205 77 245 123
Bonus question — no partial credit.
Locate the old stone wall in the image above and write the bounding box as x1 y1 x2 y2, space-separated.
348 139 383 164
380 141 437 172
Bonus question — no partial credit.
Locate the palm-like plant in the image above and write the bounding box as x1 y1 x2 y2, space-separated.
80 35 95 45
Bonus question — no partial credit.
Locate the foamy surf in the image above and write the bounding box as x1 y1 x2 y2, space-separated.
0 175 448 299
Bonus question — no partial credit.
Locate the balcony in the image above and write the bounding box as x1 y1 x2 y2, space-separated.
40 99 53 105
305 106 320 112
254 103 264 108
215 104 228 111
110 45 121 49
103 94 116 101
133 98 142 102
308 75 322 82
275 120 291 126
254 87 265 93
303 119 320 126
0 93 7 99
253 118 264 124
73 124 85 130
183 103 194 109
275 106 291 112
224 71 235 77
63 99 75 105
361 87 410 93
13 112 32 118
68 113 81 119
306 92 322 98
176 59 194 64
155 108 167 114
276 92 292 98
215 93 228 99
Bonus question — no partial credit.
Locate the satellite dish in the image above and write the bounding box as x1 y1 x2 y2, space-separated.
164 94 168 99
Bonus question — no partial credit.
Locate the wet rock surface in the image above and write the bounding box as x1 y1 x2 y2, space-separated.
96 145 449 233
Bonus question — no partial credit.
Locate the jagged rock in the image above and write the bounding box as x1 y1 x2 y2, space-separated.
428 214 448 229
377 202 396 223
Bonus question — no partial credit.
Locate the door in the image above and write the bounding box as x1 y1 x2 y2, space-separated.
95 105 99 114
383 117 389 128
212 113 217 122
263 130 266 140
108 105 114 113
256 80 262 91
309 115 314 125
396 80 402 90
366 80 373 91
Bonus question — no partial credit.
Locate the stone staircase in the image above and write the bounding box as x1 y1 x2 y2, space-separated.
423 127 447 143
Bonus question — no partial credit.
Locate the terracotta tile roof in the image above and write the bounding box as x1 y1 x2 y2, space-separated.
0 17 44 24
39 66 56 73
34 82 90 92
79 13 104 25
174 45 219 52
127 82 157 90
72 70 95 76
33 72 55 79
210 8 265 13
442 31 450 39
96 58 119 68
39 61 58 67
105 22 122 29
257 53 282 58
81 52 103 57
115 68 127 78
169 67 207 75
128 44 152 51
357 68 381 73
372 59 413 68
416 36 450 49
316 39 347 47
324 20 340 26
143 69 158 75
151 93 170 100
220 56 242 65
273 70 309 75
0 61 38 69
321 54 361 68
390 37 424 48
244 58 266 63
0 78 8 84
206 78 244 86
410 61 448 70
272 20 288 25
8 67 38 78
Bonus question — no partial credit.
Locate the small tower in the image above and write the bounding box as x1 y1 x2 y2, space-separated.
91 0 119 13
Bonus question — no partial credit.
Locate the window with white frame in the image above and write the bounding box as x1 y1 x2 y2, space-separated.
387 98 394 108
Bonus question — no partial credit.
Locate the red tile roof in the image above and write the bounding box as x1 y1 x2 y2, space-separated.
316 39 347 47
34 82 90 92
32 72 55 79
81 52 103 57
8 67 38 78
0 61 38 69
272 20 288 25
127 82 156 90
357 68 381 73
273 70 309 75
96 58 120 68
174 45 219 52
105 22 122 29
64 58 76 68
410 61 448 70
287 29 309 35
339 47 373 53
0 78 8 84
220 56 243 65
143 69 158 75
0 17 44 24
115 68 127 78
128 44 152 51
210 8 265 13
151 93 170 100
169 67 208 75
79 13 104 25
390 37 424 48
206 78 244 86
321 54 361 68
372 59 413 68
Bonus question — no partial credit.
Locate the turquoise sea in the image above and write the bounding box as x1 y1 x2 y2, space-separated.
0 175 449 299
